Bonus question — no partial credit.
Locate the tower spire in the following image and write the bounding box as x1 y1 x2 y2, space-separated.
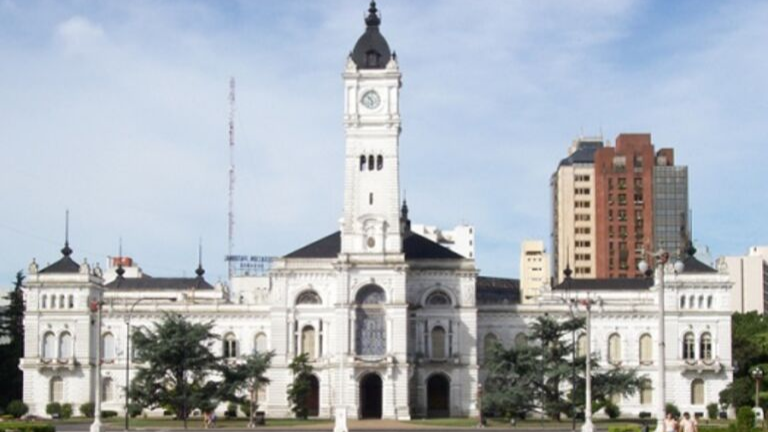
196 238 205 278
115 238 125 279
61 209 73 257
365 1 380 27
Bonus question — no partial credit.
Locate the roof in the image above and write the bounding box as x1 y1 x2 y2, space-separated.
351 2 391 70
552 278 654 291
682 256 718 274
284 231 464 260
558 142 602 167
39 255 81 274
105 276 213 290
476 276 521 305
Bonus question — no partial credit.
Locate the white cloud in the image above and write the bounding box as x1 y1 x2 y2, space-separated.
54 15 105 55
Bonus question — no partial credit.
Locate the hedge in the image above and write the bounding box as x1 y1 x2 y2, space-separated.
0 422 55 432
608 426 641 432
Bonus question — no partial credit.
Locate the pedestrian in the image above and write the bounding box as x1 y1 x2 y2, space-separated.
203 411 210 429
680 412 695 432
210 411 217 429
665 412 677 432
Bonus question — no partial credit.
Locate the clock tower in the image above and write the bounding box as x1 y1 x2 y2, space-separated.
341 1 403 256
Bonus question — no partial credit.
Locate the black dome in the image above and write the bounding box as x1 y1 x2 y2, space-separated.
351 1 391 69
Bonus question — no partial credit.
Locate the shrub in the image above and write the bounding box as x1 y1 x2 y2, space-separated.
639 411 652 419
80 402 94 418
225 403 238 419
608 426 640 432
128 403 143 418
732 406 755 432
45 402 61 419
0 422 56 432
60 403 73 419
666 402 680 418
239 402 251 418
604 401 621 419
707 403 718 420
102 410 118 419
6 400 29 419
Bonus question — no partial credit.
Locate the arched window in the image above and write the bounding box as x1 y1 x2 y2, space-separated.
425 291 452 307
223 333 239 359
368 155 374 171
639 334 653 364
59 332 72 360
365 50 381 68
68 295 74 309
689 295 695 309
42 295 47 309
376 155 383 170
431 326 446 359
640 379 653 405
50 376 63 403
296 290 322 306
484 333 498 358
301 325 316 360
707 296 713 309
576 334 588 357
355 285 386 356
102 377 114 402
59 295 65 309
360 155 366 171
680 296 686 309
683 332 695 360
698 296 704 309
51 295 57 309
254 333 267 353
43 332 56 360
102 333 115 361
514 333 528 348
691 379 705 405
700 333 713 361
607 334 622 364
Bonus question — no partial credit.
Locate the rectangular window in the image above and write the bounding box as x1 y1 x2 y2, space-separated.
618 194 627 205
618 178 627 190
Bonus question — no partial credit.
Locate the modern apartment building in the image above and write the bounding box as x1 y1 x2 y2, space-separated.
519 240 550 303
552 134 689 282
719 246 768 313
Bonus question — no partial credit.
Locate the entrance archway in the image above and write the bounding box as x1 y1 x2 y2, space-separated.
359 373 383 419
307 375 319 417
427 374 450 418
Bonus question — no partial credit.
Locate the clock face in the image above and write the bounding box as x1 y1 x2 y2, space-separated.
361 90 381 109
367 237 376 248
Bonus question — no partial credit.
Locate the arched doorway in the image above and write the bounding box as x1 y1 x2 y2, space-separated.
306 375 319 417
427 374 450 418
359 373 383 419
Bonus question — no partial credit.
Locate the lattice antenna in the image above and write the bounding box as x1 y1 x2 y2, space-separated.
228 77 236 280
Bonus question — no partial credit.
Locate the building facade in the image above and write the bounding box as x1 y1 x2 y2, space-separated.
19 3 732 421
519 240 550 303
552 134 689 283
719 246 768 313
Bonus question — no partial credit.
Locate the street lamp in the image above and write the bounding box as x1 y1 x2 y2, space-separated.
562 265 577 432
751 367 764 408
124 297 176 431
89 299 104 432
638 250 684 432
477 383 485 428
573 296 601 432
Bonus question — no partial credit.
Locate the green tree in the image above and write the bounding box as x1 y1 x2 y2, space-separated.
0 271 25 408
130 313 219 429
719 312 768 410
286 353 313 420
217 350 274 427
484 315 639 420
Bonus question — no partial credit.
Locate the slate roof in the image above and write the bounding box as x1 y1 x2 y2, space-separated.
351 2 391 69
39 256 81 274
552 278 654 291
105 276 213 290
558 141 602 167
682 256 718 274
284 231 464 260
476 276 521 305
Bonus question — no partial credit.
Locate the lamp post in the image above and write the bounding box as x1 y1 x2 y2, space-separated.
638 250 684 432
90 299 104 432
563 265 577 432
574 297 601 432
124 297 176 431
751 367 764 408
478 383 484 428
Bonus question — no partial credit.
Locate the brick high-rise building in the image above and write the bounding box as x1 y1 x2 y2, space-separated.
552 133 689 282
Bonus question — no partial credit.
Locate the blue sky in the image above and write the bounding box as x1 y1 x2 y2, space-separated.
1 0 767 290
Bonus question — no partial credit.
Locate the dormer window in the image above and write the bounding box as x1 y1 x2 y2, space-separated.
365 50 381 68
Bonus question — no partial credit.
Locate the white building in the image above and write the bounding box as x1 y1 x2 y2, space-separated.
19 2 733 421
718 246 768 313
410 223 475 259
